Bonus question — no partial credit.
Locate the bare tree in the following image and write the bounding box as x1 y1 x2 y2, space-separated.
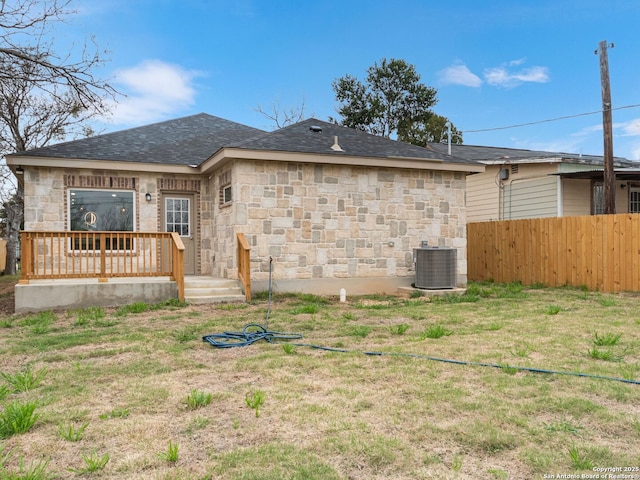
0 0 116 108
255 98 310 130
0 0 116 275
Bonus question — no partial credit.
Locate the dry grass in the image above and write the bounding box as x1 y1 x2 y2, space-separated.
0 283 639 479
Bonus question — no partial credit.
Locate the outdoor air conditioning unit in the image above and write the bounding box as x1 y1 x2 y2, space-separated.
414 246 457 289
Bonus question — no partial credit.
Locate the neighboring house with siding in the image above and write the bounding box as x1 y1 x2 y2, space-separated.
427 143 637 221
7 113 483 311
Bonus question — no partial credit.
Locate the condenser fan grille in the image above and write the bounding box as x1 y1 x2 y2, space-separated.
414 247 457 289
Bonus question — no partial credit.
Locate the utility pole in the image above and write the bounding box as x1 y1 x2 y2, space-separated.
597 40 615 214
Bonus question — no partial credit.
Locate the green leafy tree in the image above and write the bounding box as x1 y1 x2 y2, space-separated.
331 58 461 145
398 114 463 146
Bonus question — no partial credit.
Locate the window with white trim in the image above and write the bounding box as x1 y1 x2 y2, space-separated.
219 171 232 206
630 187 640 213
165 197 191 237
591 182 604 215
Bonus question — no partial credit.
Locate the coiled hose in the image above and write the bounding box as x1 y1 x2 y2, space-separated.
202 258 640 386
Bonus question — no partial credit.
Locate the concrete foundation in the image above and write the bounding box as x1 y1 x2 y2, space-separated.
15 277 178 314
251 276 464 297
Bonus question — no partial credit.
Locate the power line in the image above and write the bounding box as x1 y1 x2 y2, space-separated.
463 103 640 134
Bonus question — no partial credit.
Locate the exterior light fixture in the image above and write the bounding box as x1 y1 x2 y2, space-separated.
15 166 24 175
145 192 152 202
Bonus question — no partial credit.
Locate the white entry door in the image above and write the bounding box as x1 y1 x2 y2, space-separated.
163 195 196 275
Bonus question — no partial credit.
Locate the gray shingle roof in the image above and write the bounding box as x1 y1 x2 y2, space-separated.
13 112 633 169
230 118 476 164
426 142 633 167
13 113 266 166
13 114 477 167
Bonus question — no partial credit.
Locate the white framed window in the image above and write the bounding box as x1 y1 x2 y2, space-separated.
591 182 604 215
165 197 191 237
630 187 640 213
221 185 232 204
219 170 232 206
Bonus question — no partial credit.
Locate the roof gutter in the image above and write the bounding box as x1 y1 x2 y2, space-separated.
5 154 199 175
199 148 485 175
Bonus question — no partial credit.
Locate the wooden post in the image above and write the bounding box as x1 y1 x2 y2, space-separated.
18 232 31 284
237 233 251 302
597 40 615 214
98 232 107 282
170 232 185 302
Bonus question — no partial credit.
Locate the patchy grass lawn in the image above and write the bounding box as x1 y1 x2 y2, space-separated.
0 282 639 479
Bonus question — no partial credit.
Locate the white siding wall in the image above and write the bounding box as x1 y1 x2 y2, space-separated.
562 179 592 216
502 176 558 219
562 178 631 216
468 162 562 221
466 170 500 222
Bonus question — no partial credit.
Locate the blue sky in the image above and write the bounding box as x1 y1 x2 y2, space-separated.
59 0 640 159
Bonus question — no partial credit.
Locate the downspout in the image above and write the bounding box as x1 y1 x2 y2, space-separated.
557 175 564 217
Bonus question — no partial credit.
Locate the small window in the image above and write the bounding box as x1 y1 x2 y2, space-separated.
219 171 232 206
630 187 640 213
221 185 232 204
592 182 605 215
165 197 191 237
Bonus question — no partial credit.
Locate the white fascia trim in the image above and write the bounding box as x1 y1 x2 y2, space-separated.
480 158 564 166
200 148 485 174
6 156 198 175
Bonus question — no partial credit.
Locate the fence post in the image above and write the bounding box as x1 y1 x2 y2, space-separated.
18 231 31 284
237 233 251 302
98 232 107 282
170 232 185 302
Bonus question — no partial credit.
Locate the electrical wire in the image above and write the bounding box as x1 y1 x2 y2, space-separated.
463 103 640 134
201 258 640 386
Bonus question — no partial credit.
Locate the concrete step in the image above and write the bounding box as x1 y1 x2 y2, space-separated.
184 276 246 304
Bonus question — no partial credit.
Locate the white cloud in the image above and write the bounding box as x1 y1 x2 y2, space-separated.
618 118 640 136
484 62 550 88
105 60 198 125
630 144 640 161
437 63 483 87
571 123 602 137
438 59 549 89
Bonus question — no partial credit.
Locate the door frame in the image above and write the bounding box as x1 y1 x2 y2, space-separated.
161 192 197 275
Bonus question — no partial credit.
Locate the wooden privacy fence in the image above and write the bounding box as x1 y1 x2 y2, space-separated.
467 214 640 293
0 239 6 272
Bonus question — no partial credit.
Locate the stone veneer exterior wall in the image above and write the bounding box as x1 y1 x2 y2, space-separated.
24 161 468 291
24 167 203 271
24 167 161 232
206 159 468 289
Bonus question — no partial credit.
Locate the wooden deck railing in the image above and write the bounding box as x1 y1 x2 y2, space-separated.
20 231 185 301
237 232 251 301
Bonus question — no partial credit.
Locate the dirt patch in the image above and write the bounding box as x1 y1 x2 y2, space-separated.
0 277 15 316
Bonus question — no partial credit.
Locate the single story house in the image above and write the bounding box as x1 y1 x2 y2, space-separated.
427 143 637 222
7 113 483 312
